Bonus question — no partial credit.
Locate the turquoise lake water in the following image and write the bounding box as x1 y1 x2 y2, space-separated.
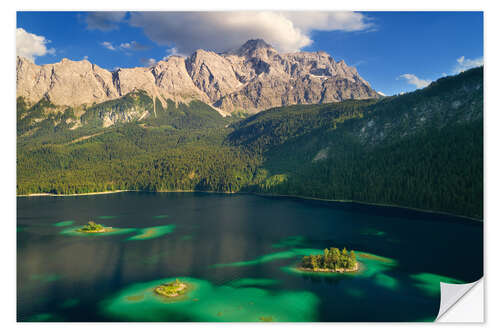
17 192 483 322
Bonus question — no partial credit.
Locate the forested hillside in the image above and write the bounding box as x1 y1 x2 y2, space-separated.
229 67 483 218
17 67 483 219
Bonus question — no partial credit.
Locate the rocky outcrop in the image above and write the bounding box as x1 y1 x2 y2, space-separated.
16 57 118 106
152 56 207 102
186 50 241 101
16 39 380 114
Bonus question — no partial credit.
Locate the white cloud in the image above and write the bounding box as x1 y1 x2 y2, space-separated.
16 28 55 62
397 55 483 93
120 42 131 49
101 41 116 51
167 47 179 55
129 11 373 54
83 55 89 60
163 47 186 59
453 56 483 74
398 74 431 89
282 11 372 32
86 12 126 31
119 41 149 51
140 58 157 67
377 91 386 96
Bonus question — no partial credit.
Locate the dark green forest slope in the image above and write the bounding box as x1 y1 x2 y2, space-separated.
17 67 483 219
228 68 483 218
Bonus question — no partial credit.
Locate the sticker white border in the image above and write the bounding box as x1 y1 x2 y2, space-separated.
436 278 484 322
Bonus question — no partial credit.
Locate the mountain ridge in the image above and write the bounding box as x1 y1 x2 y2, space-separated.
16 39 379 116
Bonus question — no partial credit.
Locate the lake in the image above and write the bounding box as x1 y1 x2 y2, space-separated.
17 192 483 322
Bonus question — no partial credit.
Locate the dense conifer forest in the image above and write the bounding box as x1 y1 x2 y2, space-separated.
301 247 358 271
17 67 483 219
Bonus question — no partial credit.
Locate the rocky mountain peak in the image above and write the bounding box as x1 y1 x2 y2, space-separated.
17 39 380 116
237 38 273 51
230 39 277 58
17 55 32 64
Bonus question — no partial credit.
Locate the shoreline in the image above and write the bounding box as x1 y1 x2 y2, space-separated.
254 192 483 223
77 227 113 234
16 189 236 198
16 190 132 198
17 190 132 197
17 189 482 222
297 262 360 274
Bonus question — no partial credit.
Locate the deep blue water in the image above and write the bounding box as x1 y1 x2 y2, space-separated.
17 192 483 322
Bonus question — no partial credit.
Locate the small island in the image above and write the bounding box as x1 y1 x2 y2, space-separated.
299 247 359 273
154 279 188 298
77 221 113 233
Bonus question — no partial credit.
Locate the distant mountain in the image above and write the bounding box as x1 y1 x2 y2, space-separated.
16 39 379 124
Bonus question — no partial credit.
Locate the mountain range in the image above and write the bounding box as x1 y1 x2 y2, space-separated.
17 62 483 219
16 36 483 219
17 39 379 120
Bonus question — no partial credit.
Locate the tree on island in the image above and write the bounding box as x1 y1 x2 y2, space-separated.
301 247 357 271
79 221 104 232
154 279 187 297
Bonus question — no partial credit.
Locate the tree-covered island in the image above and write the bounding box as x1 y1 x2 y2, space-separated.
154 279 188 298
300 247 358 273
77 221 112 233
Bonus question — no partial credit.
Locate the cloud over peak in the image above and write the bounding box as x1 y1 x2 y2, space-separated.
127 11 373 54
16 28 55 63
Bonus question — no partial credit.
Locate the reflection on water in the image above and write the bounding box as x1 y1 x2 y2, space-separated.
212 248 323 268
17 192 483 322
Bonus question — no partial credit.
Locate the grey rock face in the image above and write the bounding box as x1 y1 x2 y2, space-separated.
17 39 379 114
17 57 118 106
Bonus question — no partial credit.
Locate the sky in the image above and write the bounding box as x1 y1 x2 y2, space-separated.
16 11 483 96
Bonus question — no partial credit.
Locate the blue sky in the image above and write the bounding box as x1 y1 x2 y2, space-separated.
16 11 483 96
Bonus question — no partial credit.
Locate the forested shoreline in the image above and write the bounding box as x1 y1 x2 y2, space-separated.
17 68 484 219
